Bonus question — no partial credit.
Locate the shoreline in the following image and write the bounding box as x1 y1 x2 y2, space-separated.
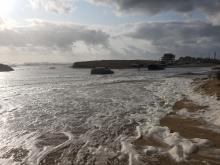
138 75 220 164
72 60 220 69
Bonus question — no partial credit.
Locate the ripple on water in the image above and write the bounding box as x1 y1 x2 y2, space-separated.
0 66 212 165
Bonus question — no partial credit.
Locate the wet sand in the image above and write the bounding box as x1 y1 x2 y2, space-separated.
133 78 220 165
198 79 220 100
172 98 208 112
160 98 220 164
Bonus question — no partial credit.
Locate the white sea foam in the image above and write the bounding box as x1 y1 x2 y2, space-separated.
140 77 220 162
0 66 218 164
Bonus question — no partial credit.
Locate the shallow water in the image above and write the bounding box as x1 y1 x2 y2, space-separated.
0 65 211 165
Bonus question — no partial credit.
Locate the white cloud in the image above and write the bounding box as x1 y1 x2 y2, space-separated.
209 13 220 25
29 0 74 13
0 19 110 64
0 19 220 64
0 19 109 47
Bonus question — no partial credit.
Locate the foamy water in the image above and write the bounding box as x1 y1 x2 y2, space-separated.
0 65 213 164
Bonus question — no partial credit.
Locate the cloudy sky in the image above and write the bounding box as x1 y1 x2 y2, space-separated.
0 0 220 64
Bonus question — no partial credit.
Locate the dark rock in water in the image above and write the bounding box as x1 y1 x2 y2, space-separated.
217 71 220 80
49 67 56 70
212 67 220 70
131 63 146 68
91 67 114 75
148 64 165 70
0 64 14 72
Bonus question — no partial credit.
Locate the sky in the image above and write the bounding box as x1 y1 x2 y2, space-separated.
0 0 220 64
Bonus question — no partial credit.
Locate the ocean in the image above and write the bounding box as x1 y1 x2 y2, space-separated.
0 65 211 165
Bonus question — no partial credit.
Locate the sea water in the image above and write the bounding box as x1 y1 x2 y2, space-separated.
0 65 213 164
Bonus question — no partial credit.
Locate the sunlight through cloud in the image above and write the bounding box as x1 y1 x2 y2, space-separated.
0 0 15 16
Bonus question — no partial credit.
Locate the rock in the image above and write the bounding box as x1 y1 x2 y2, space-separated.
0 64 14 72
91 67 114 75
212 66 220 70
217 71 220 80
148 64 165 70
49 67 56 70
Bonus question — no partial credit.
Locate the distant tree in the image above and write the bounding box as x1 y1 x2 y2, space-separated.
161 53 175 64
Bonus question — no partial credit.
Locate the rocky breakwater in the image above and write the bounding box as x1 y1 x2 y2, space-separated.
0 64 14 72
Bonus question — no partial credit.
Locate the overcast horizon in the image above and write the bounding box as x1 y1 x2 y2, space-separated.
0 0 220 64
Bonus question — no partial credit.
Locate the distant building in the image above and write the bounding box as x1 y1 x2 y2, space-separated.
178 56 197 64
176 56 220 65
161 53 175 64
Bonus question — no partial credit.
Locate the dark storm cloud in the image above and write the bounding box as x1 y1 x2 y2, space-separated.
127 21 220 57
0 19 220 60
0 20 109 48
30 0 220 16
89 0 220 15
129 21 220 41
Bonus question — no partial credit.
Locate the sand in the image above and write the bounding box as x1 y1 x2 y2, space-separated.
160 115 220 147
197 78 220 100
132 78 220 165
172 98 208 112
160 101 220 164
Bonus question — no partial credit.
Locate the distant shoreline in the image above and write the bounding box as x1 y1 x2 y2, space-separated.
168 63 220 68
72 60 220 69
72 60 159 69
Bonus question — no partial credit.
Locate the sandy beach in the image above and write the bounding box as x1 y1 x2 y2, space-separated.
133 74 220 165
